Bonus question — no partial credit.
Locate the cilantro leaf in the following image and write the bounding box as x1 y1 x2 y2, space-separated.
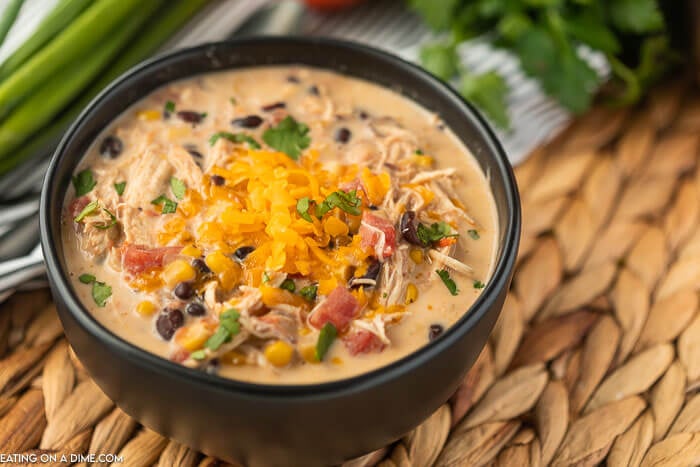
74 200 99 222
72 169 96 196
92 281 112 307
262 116 310 160
114 182 126 196
474 280 486 289
209 131 261 149
315 190 361 218
468 229 480 240
420 42 458 81
94 208 117 230
609 0 664 34
296 197 313 222
417 222 457 245
170 177 186 200
151 195 177 214
78 273 95 284
408 0 460 30
460 71 510 129
299 284 318 302
164 100 176 114
280 279 296 293
315 322 337 361
436 269 458 296
562 11 620 55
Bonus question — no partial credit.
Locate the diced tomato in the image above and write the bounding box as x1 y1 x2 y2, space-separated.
121 244 182 275
343 329 385 355
309 286 360 332
69 196 90 220
170 349 190 363
359 211 396 258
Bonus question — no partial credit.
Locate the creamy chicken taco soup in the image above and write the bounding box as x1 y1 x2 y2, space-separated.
62 66 498 384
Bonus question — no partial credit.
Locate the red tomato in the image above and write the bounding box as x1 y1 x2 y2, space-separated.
309 286 360 332
343 328 385 355
121 244 182 275
359 211 396 259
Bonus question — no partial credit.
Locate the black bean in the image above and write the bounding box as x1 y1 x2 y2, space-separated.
358 110 369 120
349 260 381 288
369 205 379 211
286 75 300 83
177 110 205 124
231 115 263 128
308 85 319 96
186 302 205 316
173 282 195 300
335 127 352 143
156 308 184 340
192 258 211 274
400 211 424 246
233 246 255 261
261 101 286 112
99 136 123 158
184 144 202 159
429 324 444 341
210 175 225 186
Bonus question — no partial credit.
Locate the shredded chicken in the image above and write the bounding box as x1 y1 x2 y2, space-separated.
428 248 473 275
123 145 173 209
352 312 406 345
169 145 203 191
376 245 411 306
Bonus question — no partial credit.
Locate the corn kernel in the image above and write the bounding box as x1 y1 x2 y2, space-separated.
264 340 294 367
409 249 424 264
318 277 338 296
137 109 161 121
323 216 349 237
162 259 196 288
205 251 241 290
180 244 202 257
220 350 247 366
412 155 434 167
174 321 212 351
405 283 419 305
300 345 319 364
135 300 157 317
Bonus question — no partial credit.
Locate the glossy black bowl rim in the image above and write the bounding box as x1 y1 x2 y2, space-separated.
40 36 520 397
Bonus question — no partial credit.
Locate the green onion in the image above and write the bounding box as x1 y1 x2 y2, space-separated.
190 349 206 360
73 200 98 222
170 177 186 200
205 309 241 351
78 273 95 284
0 0 91 80
208 131 261 149
315 322 337 361
299 285 318 302
94 208 117 230
0 0 165 162
0 0 24 48
436 269 458 296
114 182 126 196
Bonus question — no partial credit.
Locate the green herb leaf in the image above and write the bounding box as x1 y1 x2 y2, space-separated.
468 229 480 240
190 349 206 360
114 182 126 196
74 200 99 222
417 222 457 245
460 71 510 129
436 269 458 296
205 309 241 351
208 131 261 149
94 209 117 230
92 282 112 307
315 190 361 218
562 11 620 55
78 273 95 284
229 97 237 105
474 280 485 289
296 197 313 223
609 0 664 34
280 279 296 293
205 327 230 351
72 169 96 196
151 195 177 214
262 272 271 283
415 149 424 155
408 0 460 30
299 284 318 302
315 322 337 361
170 177 186 200
262 116 310 160
164 100 176 114
419 42 458 81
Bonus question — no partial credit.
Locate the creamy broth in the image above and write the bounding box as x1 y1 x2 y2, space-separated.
61 66 498 384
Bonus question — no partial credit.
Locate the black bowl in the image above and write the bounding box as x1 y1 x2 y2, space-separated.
40 37 520 467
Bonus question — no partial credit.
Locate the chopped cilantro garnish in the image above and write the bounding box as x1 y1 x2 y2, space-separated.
417 221 457 245
208 131 261 149
474 280 485 289
164 100 176 114
296 197 313 223
229 97 237 105
114 181 126 196
299 284 318 302
262 116 310 160
72 169 96 196
94 208 117 230
151 195 177 214
92 281 112 307
415 149 424 155
315 322 337 361
78 273 95 284
315 190 361 218
468 229 480 240
170 177 186 200
436 269 458 296
280 279 296 293
262 271 271 283
190 349 206 360
74 200 99 222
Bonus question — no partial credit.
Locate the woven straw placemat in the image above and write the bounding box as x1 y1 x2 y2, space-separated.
1 76 699 467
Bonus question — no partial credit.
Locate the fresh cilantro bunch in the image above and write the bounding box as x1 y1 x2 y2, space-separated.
409 0 676 129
